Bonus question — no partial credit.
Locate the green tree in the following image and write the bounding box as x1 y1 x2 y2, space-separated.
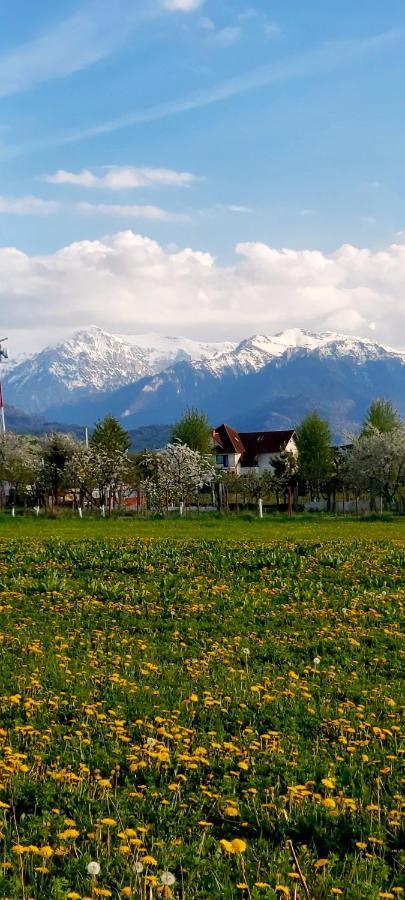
271 450 298 510
362 398 401 435
40 433 76 506
88 417 131 510
90 415 131 453
171 408 212 455
297 412 333 499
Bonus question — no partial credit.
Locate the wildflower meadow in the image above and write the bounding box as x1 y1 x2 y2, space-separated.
0 537 403 899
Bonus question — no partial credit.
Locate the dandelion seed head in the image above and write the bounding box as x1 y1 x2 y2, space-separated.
87 860 100 876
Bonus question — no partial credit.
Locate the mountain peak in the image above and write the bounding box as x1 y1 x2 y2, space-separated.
3 327 405 433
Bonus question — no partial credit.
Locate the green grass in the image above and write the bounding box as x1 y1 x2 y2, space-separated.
0 511 405 542
0 535 403 898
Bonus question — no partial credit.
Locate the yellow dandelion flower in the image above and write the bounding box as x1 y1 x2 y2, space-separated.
321 778 336 789
38 846 54 859
58 828 80 840
220 839 234 853
232 839 247 853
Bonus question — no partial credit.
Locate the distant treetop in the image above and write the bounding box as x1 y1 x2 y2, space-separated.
171 407 212 455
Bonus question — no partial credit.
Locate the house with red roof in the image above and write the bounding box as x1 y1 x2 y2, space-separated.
212 424 297 474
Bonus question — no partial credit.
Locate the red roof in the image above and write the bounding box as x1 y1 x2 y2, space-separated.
212 424 245 454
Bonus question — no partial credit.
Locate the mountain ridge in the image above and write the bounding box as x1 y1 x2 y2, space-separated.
2 327 404 442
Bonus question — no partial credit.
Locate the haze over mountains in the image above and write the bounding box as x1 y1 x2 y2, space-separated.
2 326 405 442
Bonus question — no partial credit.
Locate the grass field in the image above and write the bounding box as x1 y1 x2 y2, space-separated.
0 531 403 898
1 512 405 542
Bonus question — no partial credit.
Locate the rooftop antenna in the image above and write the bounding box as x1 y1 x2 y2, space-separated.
0 338 8 435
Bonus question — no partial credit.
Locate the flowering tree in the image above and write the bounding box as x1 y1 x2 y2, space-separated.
141 443 215 514
66 443 136 510
0 433 41 506
345 425 405 510
65 444 99 509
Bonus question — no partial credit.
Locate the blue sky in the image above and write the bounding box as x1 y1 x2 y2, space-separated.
1 0 405 351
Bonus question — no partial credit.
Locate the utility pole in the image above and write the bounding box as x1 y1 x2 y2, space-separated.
0 338 8 436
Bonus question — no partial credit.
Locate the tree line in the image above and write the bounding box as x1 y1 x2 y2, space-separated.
0 400 404 514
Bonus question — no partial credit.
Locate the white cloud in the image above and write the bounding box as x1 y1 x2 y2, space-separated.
163 0 203 11
43 166 197 189
198 16 215 31
218 204 252 214
199 204 253 216
0 0 149 98
360 215 377 226
77 202 190 222
212 26 242 47
1 231 404 351
2 30 402 158
265 22 281 39
238 9 258 23
0 195 59 215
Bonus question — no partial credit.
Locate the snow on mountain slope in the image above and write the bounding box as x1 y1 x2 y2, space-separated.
1 327 236 414
191 329 405 378
119 331 236 370
2 325 404 420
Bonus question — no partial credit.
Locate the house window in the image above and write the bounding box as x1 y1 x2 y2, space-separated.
216 454 228 467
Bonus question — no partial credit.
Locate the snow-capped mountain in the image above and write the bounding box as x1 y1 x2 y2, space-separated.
1 327 234 414
119 331 236 367
2 326 404 440
195 329 405 377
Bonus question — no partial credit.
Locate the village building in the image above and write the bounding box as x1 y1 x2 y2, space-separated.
212 424 297 474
